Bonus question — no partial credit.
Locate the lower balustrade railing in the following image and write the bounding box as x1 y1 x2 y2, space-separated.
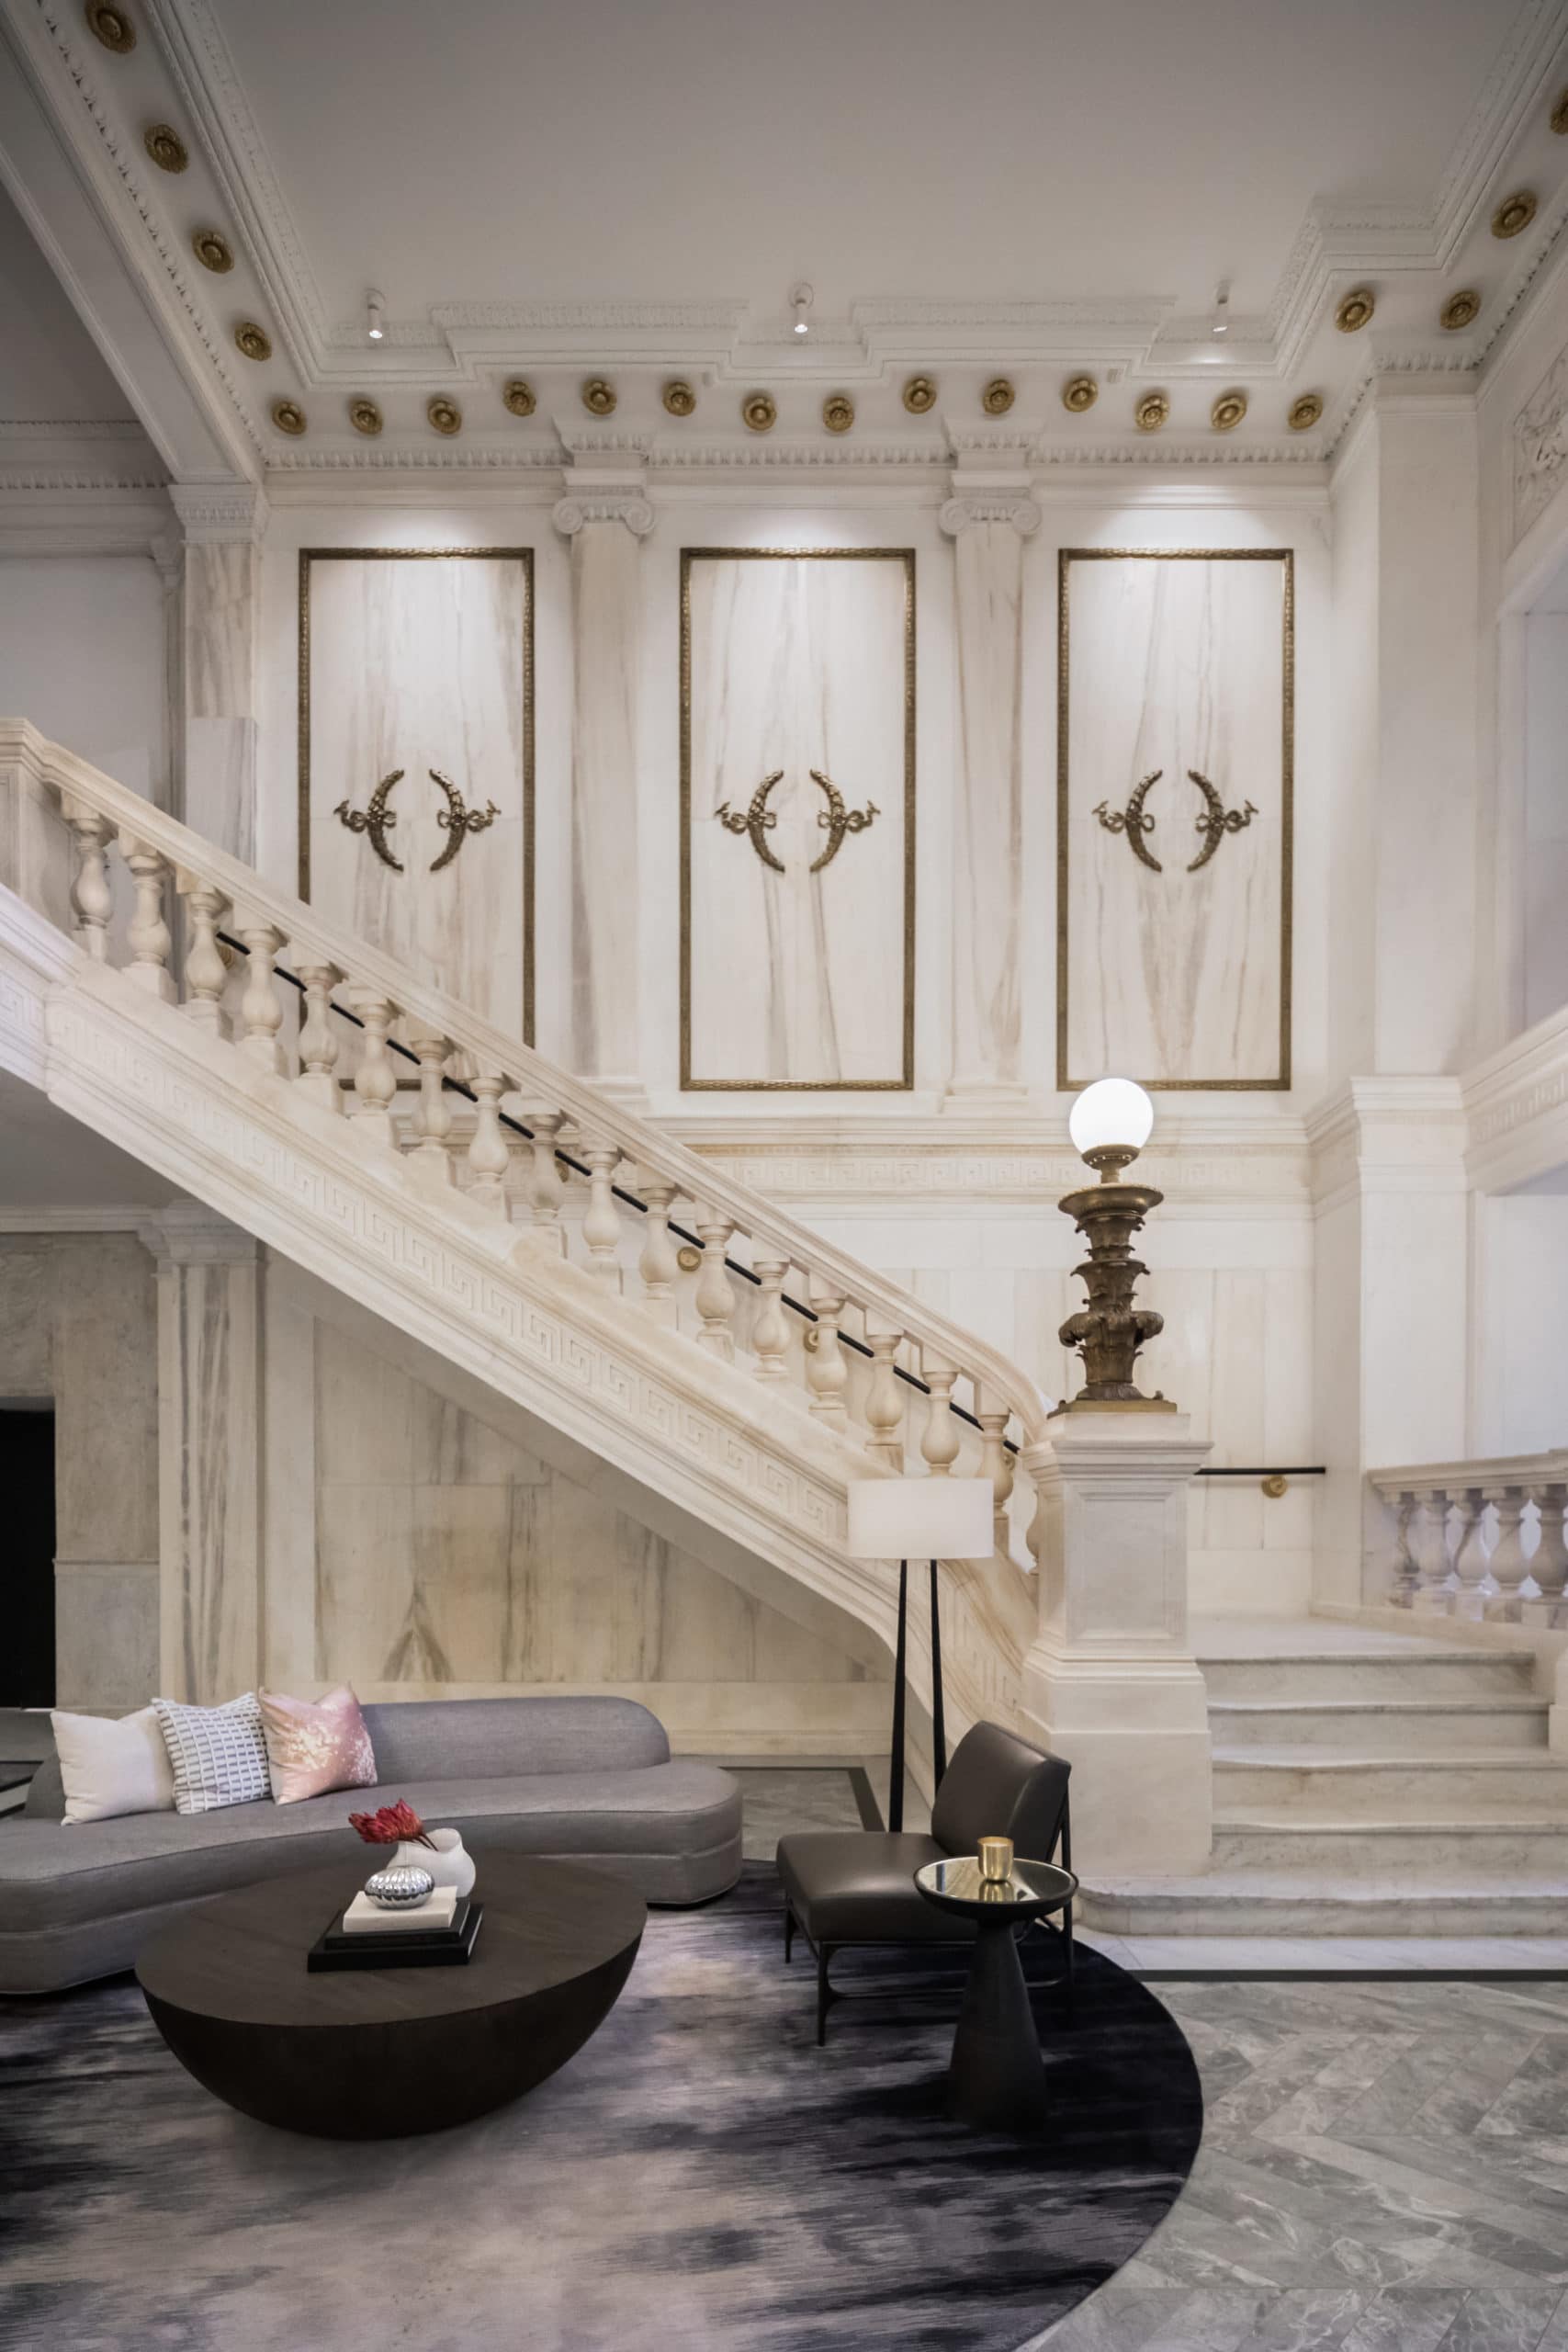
1368 1453 1568 1624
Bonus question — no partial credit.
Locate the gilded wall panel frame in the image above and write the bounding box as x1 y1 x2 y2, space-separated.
298 547 536 1044
1056 546 1294 1092
680 546 916 1091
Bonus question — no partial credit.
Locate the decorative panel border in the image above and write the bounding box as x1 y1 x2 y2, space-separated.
1055 547 1294 1093
679 547 916 1091
298 548 536 1044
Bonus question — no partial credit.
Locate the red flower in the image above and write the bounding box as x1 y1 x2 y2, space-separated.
348 1799 434 1850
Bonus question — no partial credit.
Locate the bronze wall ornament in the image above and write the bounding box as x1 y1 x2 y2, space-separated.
1093 772 1164 870
1187 771 1258 870
742 390 777 433
1134 390 1169 433
902 375 937 413
85 3 135 51
502 379 536 416
193 230 234 273
1287 392 1323 432
1335 287 1375 332
271 399 306 436
981 378 1015 415
823 393 855 434
348 398 382 437
335 770 404 872
426 396 461 435
1440 289 1481 331
808 769 878 870
1057 547 1293 1092
1063 375 1098 413
143 124 187 172
429 770 501 871
234 321 271 362
581 379 616 415
1492 190 1537 239
716 772 785 872
299 548 536 1044
1211 389 1247 432
662 379 697 417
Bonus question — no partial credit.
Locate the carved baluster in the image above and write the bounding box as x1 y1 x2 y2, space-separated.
1407 1488 1456 1611
518 1105 567 1251
637 1177 680 1326
864 1319 906 1468
294 961 343 1113
751 1257 790 1382
236 922 287 1073
1529 1484 1568 1613
693 1212 738 1358
465 1072 512 1210
1388 1489 1421 1606
1483 1485 1531 1621
65 805 112 961
345 986 398 1148
121 838 175 1001
407 1027 454 1179
1450 1486 1490 1619
177 874 230 1035
581 1138 624 1291
920 1351 961 1476
976 1385 1014 1541
805 1275 849 1430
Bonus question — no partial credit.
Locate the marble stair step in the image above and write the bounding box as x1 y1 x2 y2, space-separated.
1077 1871 1568 1939
1213 1750 1568 1816
1211 1813 1568 1875
1198 1649 1534 1702
1209 1697 1550 1753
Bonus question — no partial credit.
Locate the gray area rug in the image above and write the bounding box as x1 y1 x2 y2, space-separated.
0 1864 1202 2351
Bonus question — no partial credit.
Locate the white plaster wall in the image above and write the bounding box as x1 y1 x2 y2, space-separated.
1472 1190 1568 1457
0 555 168 803
1521 613 1568 1029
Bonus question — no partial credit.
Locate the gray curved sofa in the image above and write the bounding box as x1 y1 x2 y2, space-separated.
3 1697 742 1995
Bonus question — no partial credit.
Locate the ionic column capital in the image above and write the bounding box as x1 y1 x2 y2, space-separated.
552 489 657 539
939 491 1041 540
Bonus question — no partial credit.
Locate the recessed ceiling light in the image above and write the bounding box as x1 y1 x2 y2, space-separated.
791 281 813 337
366 288 385 342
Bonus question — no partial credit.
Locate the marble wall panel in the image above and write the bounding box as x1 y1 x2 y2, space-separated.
682 550 913 1089
301 550 533 1037
1059 550 1292 1089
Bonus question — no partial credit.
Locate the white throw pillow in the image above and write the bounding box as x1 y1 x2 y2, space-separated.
152 1692 271 1815
51 1706 176 1826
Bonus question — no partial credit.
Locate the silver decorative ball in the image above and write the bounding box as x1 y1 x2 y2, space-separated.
365 1864 434 1910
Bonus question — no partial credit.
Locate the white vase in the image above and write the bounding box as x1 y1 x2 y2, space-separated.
394 1827 475 1897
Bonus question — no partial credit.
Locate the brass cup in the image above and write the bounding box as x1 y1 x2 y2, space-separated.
977 1836 1014 1883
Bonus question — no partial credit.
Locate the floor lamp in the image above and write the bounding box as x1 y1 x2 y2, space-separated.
845 1477 996 1834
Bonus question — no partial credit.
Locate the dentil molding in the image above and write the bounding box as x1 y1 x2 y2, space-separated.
168 483 269 543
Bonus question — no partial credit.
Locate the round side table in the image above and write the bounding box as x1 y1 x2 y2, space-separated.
914 1855 1077 2131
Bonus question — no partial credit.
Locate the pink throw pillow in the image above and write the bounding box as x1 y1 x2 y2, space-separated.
259 1685 378 1806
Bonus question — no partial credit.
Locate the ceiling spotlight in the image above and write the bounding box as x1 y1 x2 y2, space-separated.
366 288 385 343
1210 282 1231 337
791 281 813 337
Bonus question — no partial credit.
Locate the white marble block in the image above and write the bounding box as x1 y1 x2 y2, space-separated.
683 550 912 1089
1060 551 1292 1089
303 552 533 1037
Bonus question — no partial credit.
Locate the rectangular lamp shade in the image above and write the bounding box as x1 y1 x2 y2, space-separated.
845 1476 995 1561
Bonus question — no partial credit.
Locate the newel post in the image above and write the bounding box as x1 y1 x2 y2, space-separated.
1019 1413 1213 1876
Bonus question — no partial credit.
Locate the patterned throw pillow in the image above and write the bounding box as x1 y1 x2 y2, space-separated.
259 1685 378 1806
152 1693 271 1815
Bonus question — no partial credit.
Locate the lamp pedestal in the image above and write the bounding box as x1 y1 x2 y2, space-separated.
1055 1163 1172 1412
1021 1411 1212 1876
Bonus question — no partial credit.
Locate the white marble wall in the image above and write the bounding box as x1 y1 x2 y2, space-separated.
1061 551 1291 1089
304 551 532 1036
684 550 912 1088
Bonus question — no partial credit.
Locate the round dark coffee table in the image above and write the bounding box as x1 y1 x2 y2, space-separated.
137 1857 645 2140
914 1855 1077 2131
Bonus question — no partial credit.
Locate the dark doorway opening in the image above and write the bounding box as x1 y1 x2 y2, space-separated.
0 1407 55 1706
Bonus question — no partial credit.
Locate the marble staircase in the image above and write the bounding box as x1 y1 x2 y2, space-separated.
1082 1618 1568 1938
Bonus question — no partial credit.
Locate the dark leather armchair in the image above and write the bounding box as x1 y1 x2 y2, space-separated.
776 1722 1072 2042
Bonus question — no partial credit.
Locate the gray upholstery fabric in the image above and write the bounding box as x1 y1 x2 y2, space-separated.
22 1755 63 1820
361 1696 671 1781
0 1701 738 1994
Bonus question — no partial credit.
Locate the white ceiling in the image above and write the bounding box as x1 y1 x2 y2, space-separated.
0 183 133 420
0 1071 176 1213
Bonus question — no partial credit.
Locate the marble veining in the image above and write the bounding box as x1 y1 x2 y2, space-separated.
304 553 531 1036
951 519 1025 1093
684 552 910 1088
1062 553 1290 1089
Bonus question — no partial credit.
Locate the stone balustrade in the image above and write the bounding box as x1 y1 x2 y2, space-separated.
3 721 1054 1564
1368 1453 1568 1624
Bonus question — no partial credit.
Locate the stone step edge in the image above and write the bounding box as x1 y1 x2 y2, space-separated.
1196 1648 1528 1668
1215 1813 1568 1836
1079 1871 1568 1901
1212 1748 1568 1771
1210 1697 1547 1716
